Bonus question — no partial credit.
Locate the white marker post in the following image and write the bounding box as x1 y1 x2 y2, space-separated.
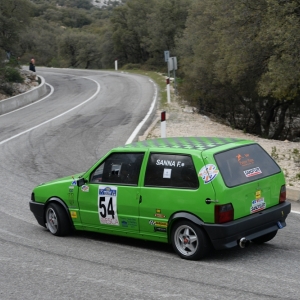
161 111 166 138
115 60 118 71
166 78 171 103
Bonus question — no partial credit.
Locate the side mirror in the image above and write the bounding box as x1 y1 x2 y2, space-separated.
77 178 87 187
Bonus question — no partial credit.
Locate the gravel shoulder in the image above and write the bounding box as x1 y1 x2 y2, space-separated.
146 97 300 189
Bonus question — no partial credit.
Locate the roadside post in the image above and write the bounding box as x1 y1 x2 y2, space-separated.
166 78 171 103
161 111 166 138
164 51 171 103
168 57 178 95
115 59 118 71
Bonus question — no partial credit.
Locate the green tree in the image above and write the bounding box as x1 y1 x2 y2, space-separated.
61 8 92 28
111 0 154 65
59 30 103 68
177 0 300 140
19 18 63 66
0 0 34 55
111 0 191 67
145 0 191 64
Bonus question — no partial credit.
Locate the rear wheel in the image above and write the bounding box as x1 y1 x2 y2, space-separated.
171 220 210 260
45 203 71 236
252 230 278 244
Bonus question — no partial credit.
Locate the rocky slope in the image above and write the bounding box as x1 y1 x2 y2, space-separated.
0 70 39 101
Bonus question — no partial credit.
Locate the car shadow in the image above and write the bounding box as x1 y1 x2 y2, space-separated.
70 230 280 261
73 230 175 256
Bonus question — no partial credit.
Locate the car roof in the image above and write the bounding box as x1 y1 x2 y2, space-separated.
121 137 253 152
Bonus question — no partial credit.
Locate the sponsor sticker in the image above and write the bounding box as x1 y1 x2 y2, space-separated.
198 164 219 184
250 197 266 214
120 218 137 228
255 190 261 199
163 168 172 178
155 213 166 218
236 153 254 167
70 211 77 219
244 167 262 178
81 185 89 192
149 220 168 227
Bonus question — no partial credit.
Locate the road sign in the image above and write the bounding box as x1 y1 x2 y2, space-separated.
168 57 177 71
164 51 170 63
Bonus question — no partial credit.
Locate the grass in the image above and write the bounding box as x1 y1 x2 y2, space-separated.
119 69 169 109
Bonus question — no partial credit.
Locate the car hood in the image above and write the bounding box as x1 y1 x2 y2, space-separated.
36 173 84 187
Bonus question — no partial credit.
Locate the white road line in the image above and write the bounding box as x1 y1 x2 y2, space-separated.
291 210 300 214
125 79 158 144
0 83 54 118
0 77 100 146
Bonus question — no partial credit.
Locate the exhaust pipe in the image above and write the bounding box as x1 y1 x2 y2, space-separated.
239 237 250 248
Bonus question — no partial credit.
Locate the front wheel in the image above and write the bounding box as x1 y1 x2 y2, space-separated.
171 220 210 260
45 203 71 236
251 230 278 244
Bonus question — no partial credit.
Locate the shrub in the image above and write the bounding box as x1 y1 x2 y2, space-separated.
122 63 141 70
4 67 24 83
0 82 14 96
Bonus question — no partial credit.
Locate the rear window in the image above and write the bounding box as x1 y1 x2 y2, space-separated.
144 153 199 189
214 144 281 187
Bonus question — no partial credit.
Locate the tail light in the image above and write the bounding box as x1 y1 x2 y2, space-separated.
215 203 234 224
279 185 286 203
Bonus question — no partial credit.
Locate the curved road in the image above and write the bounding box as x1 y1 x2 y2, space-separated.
0 68 300 300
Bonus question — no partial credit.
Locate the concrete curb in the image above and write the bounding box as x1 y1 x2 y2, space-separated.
0 75 47 115
286 187 300 202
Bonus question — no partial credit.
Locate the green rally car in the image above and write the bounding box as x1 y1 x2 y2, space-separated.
29 137 291 260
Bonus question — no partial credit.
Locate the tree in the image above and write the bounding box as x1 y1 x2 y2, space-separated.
0 0 34 56
59 30 103 68
111 0 154 65
19 18 63 66
145 0 191 64
177 0 300 140
110 0 191 67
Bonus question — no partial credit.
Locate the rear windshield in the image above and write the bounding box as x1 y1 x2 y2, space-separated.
214 144 281 187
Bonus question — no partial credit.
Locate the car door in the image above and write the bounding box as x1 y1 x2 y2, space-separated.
77 152 145 234
139 152 214 239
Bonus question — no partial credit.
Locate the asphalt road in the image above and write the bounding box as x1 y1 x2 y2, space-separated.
1 68 300 300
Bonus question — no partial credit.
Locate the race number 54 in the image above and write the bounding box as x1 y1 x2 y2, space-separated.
99 196 115 219
98 186 119 226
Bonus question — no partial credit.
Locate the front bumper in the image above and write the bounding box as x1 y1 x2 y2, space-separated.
29 201 46 228
203 201 291 250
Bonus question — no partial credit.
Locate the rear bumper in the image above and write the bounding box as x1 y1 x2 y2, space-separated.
203 201 291 250
29 201 46 228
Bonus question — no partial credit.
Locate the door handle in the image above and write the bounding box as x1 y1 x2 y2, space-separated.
139 196 142 204
205 198 219 204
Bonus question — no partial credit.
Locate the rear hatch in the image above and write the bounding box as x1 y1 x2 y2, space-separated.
202 143 285 220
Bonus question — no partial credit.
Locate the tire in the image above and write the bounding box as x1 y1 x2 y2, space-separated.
171 220 210 260
45 202 71 236
251 230 278 244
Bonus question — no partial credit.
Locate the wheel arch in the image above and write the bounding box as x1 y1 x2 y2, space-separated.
167 212 205 243
45 197 74 230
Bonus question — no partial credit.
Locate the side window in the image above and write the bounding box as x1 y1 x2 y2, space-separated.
144 153 199 189
90 152 144 185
